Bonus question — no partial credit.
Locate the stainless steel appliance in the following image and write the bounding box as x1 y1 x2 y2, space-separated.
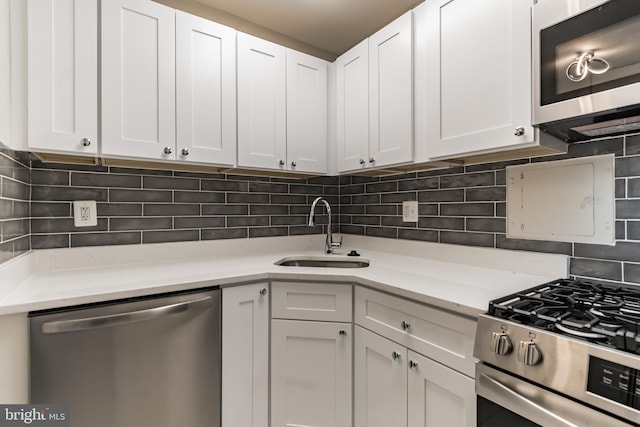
533 0 640 142
474 279 640 426
30 288 221 427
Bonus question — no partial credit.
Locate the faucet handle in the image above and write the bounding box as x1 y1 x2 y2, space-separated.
331 234 343 248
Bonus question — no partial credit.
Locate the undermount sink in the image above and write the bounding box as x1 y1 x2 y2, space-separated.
274 256 370 268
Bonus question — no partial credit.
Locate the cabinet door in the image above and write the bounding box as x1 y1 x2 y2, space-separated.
101 0 176 160
176 11 236 166
222 284 269 427
354 325 407 427
421 0 534 159
27 0 98 156
336 39 369 172
271 319 352 427
407 351 476 427
237 32 286 171
286 49 328 174
369 11 413 168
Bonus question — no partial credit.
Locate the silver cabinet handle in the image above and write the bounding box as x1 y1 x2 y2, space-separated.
369 157 375 164
409 360 419 369
181 148 189 156
291 161 297 167
401 320 411 331
163 146 172 155
514 126 525 136
279 159 285 166
41 296 213 334
339 330 347 336
392 351 402 360
81 138 91 147
259 288 267 296
359 158 365 165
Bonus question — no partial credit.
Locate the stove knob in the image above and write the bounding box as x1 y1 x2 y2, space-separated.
518 341 543 366
491 332 513 355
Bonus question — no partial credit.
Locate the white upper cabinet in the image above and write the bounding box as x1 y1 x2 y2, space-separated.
27 0 98 156
336 39 369 172
237 32 287 171
417 0 534 160
101 0 176 161
336 11 413 173
369 11 413 168
176 11 236 166
286 50 328 174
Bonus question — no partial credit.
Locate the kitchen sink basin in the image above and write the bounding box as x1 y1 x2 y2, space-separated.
274 256 370 268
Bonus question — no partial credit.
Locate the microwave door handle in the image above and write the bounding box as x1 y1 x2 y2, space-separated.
41 295 213 334
478 374 579 427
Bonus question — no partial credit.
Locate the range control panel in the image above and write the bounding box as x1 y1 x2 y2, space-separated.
587 356 640 410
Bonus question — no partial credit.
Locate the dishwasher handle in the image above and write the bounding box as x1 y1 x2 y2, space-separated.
42 295 213 334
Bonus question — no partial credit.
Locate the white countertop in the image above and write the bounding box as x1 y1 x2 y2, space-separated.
0 235 569 317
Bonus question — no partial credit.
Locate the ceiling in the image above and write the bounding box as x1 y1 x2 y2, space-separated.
156 0 423 61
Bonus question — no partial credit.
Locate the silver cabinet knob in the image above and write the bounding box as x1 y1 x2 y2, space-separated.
279 159 285 166
514 126 525 136
491 332 513 356
81 138 91 147
409 360 419 369
392 351 402 361
359 158 366 165
339 330 347 336
259 288 267 296
518 341 542 366
163 146 172 155
401 321 411 331
181 148 189 156
369 157 375 164
291 161 297 167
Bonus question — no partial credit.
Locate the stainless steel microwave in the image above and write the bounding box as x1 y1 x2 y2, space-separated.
533 0 640 142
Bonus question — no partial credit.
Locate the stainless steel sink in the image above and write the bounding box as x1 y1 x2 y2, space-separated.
274 256 370 268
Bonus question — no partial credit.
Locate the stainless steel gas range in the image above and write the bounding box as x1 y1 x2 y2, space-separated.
474 279 640 426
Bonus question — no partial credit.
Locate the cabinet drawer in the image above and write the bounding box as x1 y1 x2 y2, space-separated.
355 286 476 377
271 282 352 322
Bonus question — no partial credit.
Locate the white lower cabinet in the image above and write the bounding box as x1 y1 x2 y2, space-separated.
221 283 269 427
271 319 352 427
355 326 476 427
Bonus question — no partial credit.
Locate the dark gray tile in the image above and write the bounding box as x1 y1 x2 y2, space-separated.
0 240 13 264
2 179 30 200
352 194 380 205
2 219 29 240
338 176 352 186
249 227 288 238
574 242 640 262
624 263 640 284
341 184 365 195
366 181 397 193
227 216 269 227
440 172 495 189
31 234 70 249
466 218 506 233
566 137 623 158
0 199 12 219
227 192 270 204
496 203 507 217
626 134 640 155
382 216 409 227
418 166 465 177
143 176 199 190
365 205 397 215
72 172 141 188
351 176 379 184
289 184 323 195
628 221 640 240
250 205 289 215
271 215 307 226
13 235 29 255
271 194 307 205
616 157 640 177
174 171 224 179
174 217 226 229
32 186 108 202
365 227 397 238
201 228 248 240
465 187 506 202
616 200 640 219
440 203 494 217
380 192 416 204
32 218 108 234
109 166 172 176
465 158 528 172
31 202 71 218
109 189 172 203
31 161 108 173
201 204 248 216
143 204 200 216
628 178 640 198
397 177 439 192
495 235 573 255
617 179 627 198
201 179 248 192
440 231 494 247
616 221 626 240
381 172 415 182
418 189 464 203
250 182 289 193
307 176 339 186
31 170 69 186
418 217 464 230
570 258 622 281
97 203 142 217
496 170 506 186
110 217 172 231
227 174 269 182
71 232 141 247
397 228 438 242
142 229 199 244
290 225 322 236
352 216 381 226
341 205 365 215
174 191 225 204
340 225 365 235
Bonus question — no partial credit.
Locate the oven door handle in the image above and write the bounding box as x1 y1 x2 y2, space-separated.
478 373 579 427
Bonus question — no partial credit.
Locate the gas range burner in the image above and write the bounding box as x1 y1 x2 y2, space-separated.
488 278 640 354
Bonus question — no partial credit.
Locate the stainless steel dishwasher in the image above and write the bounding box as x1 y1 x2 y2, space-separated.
29 287 221 427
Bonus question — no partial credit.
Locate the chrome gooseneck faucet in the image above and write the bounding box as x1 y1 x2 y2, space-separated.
308 197 341 254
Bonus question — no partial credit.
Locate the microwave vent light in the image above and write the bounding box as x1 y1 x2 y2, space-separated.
571 115 640 137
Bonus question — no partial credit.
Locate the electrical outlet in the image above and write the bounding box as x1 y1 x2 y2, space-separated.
73 200 97 227
402 201 418 222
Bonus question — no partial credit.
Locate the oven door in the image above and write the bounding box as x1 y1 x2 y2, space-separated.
476 364 634 427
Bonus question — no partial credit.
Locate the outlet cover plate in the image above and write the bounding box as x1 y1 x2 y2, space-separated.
73 200 98 227
402 201 418 222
